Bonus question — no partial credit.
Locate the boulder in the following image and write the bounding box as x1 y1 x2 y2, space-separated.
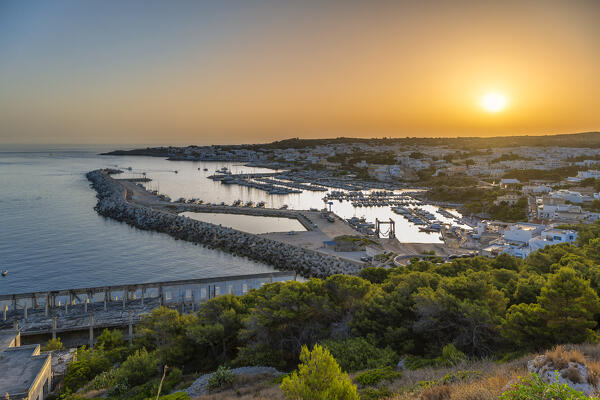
528 354 599 396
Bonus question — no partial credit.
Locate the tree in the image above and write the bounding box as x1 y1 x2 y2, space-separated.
96 328 124 350
584 238 600 261
321 337 397 372
537 267 600 343
42 337 64 351
358 267 390 284
236 280 334 368
412 286 505 356
115 348 158 387
501 303 552 350
280 344 359 400
186 295 247 367
135 306 196 365
590 199 600 212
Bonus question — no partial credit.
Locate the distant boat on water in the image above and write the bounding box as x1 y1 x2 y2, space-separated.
1 270 7 277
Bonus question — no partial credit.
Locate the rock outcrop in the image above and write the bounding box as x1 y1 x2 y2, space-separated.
86 169 360 278
528 351 600 396
184 366 282 397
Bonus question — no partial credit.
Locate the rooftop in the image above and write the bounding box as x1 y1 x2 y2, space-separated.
0 344 50 397
0 330 19 352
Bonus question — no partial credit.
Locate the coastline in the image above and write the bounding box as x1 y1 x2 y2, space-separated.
86 169 360 278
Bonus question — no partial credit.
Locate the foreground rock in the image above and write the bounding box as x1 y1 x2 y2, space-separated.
183 366 282 397
86 169 360 278
528 347 600 396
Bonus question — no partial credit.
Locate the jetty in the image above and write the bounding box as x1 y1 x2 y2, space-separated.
87 169 361 278
0 272 295 346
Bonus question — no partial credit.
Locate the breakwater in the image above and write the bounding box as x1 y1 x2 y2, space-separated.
86 169 360 278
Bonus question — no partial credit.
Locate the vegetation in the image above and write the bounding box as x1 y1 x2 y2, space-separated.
207 365 236 391
42 337 64 351
280 344 359 400
427 186 528 221
55 219 600 399
322 337 397 372
500 373 590 399
353 367 402 387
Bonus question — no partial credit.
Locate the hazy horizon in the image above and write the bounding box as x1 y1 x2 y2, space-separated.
1 0 599 145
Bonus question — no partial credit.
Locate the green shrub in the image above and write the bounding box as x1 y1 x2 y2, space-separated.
353 367 402 387
89 369 118 390
500 373 589 399
163 367 184 393
115 348 158 388
440 344 466 366
403 344 466 370
42 338 64 351
404 355 439 370
322 337 397 372
155 392 190 400
281 344 359 400
359 387 393 400
207 365 236 391
96 328 125 350
63 346 111 392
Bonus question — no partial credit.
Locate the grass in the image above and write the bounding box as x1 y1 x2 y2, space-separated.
183 343 600 399
197 372 285 400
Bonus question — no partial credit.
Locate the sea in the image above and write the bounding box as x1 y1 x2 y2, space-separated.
0 147 451 295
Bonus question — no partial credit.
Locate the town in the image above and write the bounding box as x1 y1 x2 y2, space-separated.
107 133 600 264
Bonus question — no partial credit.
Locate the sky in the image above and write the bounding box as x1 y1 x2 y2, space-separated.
1 0 599 146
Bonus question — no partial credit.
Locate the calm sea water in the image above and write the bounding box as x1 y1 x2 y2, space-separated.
0 149 453 294
0 150 275 295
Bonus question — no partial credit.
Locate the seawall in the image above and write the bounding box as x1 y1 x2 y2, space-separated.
86 169 360 278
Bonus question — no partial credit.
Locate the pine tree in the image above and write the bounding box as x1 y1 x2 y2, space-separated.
538 267 600 343
280 344 359 400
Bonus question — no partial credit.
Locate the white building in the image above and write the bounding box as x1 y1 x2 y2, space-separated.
549 190 592 204
529 228 578 252
537 204 583 220
522 185 552 194
500 178 520 188
503 223 545 243
567 170 600 182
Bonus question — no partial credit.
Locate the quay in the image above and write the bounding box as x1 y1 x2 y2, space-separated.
0 272 295 346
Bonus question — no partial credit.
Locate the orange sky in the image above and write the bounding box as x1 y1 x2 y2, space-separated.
0 1 599 145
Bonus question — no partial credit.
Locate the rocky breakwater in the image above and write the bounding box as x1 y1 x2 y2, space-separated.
86 169 359 278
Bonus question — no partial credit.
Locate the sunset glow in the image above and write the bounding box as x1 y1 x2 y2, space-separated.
481 93 508 113
0 1 599 145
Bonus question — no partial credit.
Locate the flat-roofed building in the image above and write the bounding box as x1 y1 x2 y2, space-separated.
503 223 545 244
0 330 52 400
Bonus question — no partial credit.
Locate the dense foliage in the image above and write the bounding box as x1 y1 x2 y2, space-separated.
59 220 600 398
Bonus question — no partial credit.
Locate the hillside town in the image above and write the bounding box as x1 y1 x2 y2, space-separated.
108 135 600 261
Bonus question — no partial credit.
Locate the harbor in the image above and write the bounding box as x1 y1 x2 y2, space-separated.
87 169 362 277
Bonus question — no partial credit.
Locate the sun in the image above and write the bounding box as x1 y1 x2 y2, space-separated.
481 92 507 112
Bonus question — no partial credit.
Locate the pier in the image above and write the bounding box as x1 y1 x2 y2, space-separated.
0 272 295 346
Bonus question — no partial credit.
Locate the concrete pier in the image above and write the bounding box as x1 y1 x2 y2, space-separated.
0 271 295 340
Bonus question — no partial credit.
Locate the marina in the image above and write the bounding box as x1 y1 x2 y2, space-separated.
0 151 473 295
